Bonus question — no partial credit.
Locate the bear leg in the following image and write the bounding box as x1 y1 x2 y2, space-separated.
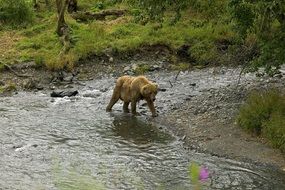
146 99 158 117
106 86 121 111
123 102 130 113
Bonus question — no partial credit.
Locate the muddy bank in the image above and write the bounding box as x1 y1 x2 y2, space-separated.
156 72 285 169
0 55 285 172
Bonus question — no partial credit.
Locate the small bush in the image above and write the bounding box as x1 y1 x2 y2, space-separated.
0 0 34 27
237 90 285 134
237 89 285 151
263 113 285 152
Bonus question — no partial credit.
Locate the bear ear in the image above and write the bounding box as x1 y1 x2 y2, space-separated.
142 85 150 95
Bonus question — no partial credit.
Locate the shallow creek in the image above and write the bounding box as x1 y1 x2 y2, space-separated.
0 68 284 189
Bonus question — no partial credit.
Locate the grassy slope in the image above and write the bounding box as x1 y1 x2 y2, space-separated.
0 0 237 70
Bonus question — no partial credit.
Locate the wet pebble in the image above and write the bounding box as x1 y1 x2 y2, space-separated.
50 90 79 97
13 144 38 152
64 84 74 89
149 65 161 71
158 88 167 92
123 66 131 73
100 88 108 92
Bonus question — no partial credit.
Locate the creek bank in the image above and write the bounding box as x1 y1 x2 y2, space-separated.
0 53 284 171
157 78 285 169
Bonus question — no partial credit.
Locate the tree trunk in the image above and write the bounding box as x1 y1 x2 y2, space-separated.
56 0 69 36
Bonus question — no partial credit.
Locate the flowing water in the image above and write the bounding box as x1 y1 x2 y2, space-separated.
0 68 285 189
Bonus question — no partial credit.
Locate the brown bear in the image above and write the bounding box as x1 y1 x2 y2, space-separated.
106 76 158 117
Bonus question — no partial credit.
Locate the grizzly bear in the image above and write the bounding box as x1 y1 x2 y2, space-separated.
106 76 158 117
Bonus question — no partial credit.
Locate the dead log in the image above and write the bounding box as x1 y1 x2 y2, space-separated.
67 0 78 13
71 9 127 21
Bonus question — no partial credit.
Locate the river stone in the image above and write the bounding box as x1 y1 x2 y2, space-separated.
23 78 41 90
131 63 139 71
50 90 79 97
123 66 131 73
149 65 161 71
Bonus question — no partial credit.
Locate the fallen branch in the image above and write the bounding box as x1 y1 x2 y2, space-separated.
168 80 173 88
237 64 247 85
174 70 181 81
71 9 127 21
3 63 32 78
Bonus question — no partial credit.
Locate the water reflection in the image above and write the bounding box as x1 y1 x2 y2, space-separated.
111 113 174 145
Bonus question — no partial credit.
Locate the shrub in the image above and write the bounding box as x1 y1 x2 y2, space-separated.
0 0 34 27
237 89 285 151
263 113 285 152
237 89 285 134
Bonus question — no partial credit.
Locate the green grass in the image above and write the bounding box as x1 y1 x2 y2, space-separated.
0 0 34 28
237 89 285 152
0 0 239 70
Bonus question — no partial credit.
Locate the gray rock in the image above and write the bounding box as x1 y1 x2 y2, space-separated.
23 79 40 90
123 66 131 73
51 90 78 97
131 63 138 71
149 65 161 71
64 85 74 89
100 88 108 92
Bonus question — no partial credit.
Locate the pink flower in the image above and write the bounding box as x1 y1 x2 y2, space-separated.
199 166 209 182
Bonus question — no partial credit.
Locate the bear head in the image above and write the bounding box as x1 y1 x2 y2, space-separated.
141 83 158 102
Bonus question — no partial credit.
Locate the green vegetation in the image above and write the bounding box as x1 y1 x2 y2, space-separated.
230 0 285 74
0 0 34 27
237 90 285 152
0 0 284 72
0 0 237 70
